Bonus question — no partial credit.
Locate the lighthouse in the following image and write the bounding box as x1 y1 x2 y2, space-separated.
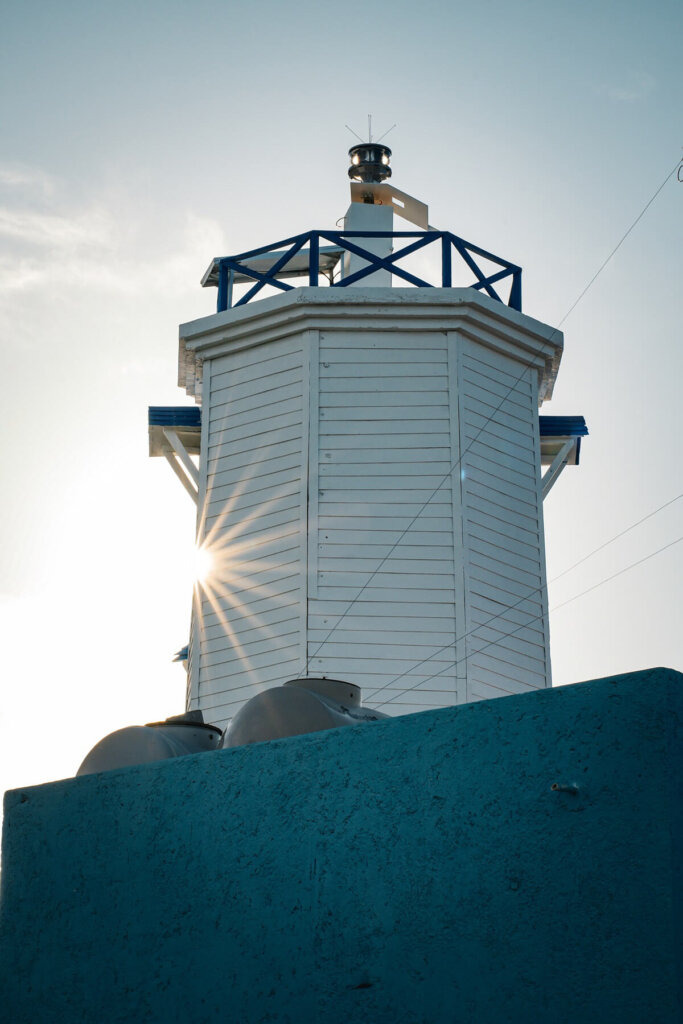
13 144 683 1024
150 143 586 731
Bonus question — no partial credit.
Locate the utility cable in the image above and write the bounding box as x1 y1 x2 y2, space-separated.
551 491 682 583
555 159 680 329
208 505 682 718
303 365 531 673
362 491 682 704
303 158 679 675
370 534 683 711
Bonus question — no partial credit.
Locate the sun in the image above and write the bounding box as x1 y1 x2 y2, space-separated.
194 544 214 585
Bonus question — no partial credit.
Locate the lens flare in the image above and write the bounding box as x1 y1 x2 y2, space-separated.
194 545 214 584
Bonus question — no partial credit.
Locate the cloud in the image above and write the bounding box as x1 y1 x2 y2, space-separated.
598 72 656 102
0 163 226 297
0 205 114 249
0 163 55 195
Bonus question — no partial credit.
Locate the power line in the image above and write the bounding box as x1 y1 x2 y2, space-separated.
362 491 682 704
370 534 683 711
208 499 683 717
551 534 683 613
304 157 679 675
556 159 680 328
303 368 532 673
551 492 682 583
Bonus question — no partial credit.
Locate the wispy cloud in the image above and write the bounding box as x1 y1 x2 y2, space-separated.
0 163 55 195
598 72 656 102
0 206 114 249
0 163 226 296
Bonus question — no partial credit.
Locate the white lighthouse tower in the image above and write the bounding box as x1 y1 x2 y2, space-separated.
150 142 586 730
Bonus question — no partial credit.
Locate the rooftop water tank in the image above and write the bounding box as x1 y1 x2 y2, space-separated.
222 677 390 748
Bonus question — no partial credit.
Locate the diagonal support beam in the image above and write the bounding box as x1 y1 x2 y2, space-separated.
163 429 199 487
541 439 575 500
163 451 198 504
162 428 199 505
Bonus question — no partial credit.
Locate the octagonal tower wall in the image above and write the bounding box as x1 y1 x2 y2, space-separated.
179 287 563 729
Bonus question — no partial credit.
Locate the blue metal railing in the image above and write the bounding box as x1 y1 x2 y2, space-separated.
212 229 522 313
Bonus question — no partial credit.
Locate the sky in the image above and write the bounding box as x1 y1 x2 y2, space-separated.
0 0 681 799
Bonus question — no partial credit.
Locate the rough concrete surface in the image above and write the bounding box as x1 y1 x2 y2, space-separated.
1 667 681 1023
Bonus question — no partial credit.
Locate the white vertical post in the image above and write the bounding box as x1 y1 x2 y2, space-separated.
343 203 393 286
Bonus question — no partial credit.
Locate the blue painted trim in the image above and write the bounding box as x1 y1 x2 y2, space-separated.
309 233 318 286
217 261 228 314
510 270 522 311
441 235 452 288
327 233 432 289
148 406 201 428
207 229 523 313
539 416 588 437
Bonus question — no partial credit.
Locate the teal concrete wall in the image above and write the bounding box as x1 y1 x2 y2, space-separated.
1 667 682 1023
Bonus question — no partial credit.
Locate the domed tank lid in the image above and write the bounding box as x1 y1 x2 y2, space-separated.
284 676 361 707
145 709 222 735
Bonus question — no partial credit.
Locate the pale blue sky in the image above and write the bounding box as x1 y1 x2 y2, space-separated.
0 0 681 794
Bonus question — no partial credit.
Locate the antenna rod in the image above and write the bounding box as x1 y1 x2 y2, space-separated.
345 124 364 143
376 123 397 143
368 114 372 142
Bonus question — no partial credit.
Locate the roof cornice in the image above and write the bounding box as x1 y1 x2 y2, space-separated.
178 287 563 403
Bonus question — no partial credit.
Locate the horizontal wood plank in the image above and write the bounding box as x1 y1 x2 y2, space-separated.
208 451 302 490
200 585 300 630
318 528 453 547
462 482 539 528
318 542 454 560
212 367 303 405
320 333 446 351
203 505 301 546
320 376 448 393
201 603 301 644
207 467 302 507
308 598 458 618
200 630 300 672
322 347 447 364
323 391 450 409
317 513 453 531
318 500 451 517
463 352 533 392
307 629 456 648
313 586 456 604
320 447 452 465
320 406 450 423
212 349 303 390
468 554 542 593
322 361 447 378
469 534 542 575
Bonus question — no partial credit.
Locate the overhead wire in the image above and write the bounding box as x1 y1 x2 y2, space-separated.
370 533 683 711
361 491 683 704
302 362 532 674
554 160 680 329
201 500 682 723
303 156 680 678
550 492 683 584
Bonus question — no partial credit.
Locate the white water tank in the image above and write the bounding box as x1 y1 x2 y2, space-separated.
223 677 389 748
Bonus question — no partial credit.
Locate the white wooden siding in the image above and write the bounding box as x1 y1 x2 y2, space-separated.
308 330 459 709
187 305 553 727
458 338 550 698
189 336 307 727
